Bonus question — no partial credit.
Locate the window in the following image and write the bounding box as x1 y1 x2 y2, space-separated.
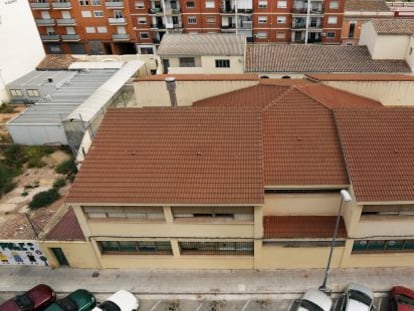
85 26 96 33
206 0 215 8
187 16 197 24
329 1 339 9
99 241 173 255
215 59 230 68
26 89 40 97
276 31 285 39
91 0 101 5
81 10 92 17
186 0 195 8
93 10 103 17
49 45 62 53
263 241 346 248
97 26 107 33
277 16 286 24
137 17 147 24
9 89 23 96
352 239 414 253
78 0 89 5
140 32 150 39
361 204 414 216
256 31 267 38
277 0 287 8
258 16 267 23
327 16 337 24
83 206 164 220
206 16 216 23
258 0 267 8
179 241 254 255
135 0 144 8
326 31 335 38
179 57 195 67
172 206 253 221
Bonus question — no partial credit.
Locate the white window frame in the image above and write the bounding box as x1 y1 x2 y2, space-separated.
329 1 339 9
93 10 104 17
326 31 336 38
258 16 267 23
140 32 150 39
206 16 216 23
256 31 267 38
188 16 197 24
91 0 101 5
277 0 287 8
10 89 23 97
277 16 286 24
258 0 267 8
97 26 107 33
137 17 147 24
81 10 92 17
135 0 144 8
26 89 40 97
85 26 96 33
205 0 215 8
276 31 285 39
327 16 337 24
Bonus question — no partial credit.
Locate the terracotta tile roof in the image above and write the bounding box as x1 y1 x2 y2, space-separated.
345 0 390 11
0 214 37 240
45 208 85 241
371 19 414 34
245 45 411 73
158 34 245 56
264 216 347 238
334 108 414 202
36 54 77 71
67 107 264 205
136 74 259 81
306 73 414 81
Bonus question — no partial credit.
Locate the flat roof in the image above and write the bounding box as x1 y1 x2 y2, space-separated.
7 70 76 88
137 74 259 82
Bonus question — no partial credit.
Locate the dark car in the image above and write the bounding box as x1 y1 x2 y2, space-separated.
391 286 414 311
0 284 56 311
45 289 96 311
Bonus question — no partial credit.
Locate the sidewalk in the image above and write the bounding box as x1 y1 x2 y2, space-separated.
1 266 414 295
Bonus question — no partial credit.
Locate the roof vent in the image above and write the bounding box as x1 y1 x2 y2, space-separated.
165 77 178 108
48 78 53 83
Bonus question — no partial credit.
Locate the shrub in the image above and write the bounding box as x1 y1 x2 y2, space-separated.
55 159 77 176
3 144 26 170
29 189 61 209
27 157 46 168
0 103 15 113
53 178 66 189
0 164 17 195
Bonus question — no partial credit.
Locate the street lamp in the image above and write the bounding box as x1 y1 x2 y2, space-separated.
319 189 352 293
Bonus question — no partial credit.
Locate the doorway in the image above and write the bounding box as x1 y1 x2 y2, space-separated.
50 248 69 266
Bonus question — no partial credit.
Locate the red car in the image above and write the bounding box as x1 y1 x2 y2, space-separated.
0 284 56 311
391 286 414 311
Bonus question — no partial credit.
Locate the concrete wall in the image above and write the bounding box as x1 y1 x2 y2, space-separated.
8 123 68 145
359 22 379 57
165 56 244 74
406 37 414 71
134 80 258 107
0 0 45 102
320 80 414 106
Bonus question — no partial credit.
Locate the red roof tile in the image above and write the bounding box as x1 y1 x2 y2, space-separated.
306 74 414 81
334 108 414 202
137 74 259 81
45 208 85 241
36 54 77 71
264 216 347 239
67 107 264 205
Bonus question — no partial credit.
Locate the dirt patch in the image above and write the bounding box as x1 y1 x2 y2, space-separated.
0 104 26 143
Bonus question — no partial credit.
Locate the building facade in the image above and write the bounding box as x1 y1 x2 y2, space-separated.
28 0 346 56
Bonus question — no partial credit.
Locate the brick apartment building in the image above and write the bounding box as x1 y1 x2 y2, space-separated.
29 0 345 55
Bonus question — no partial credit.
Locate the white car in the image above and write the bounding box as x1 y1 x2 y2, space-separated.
296 289 333 311
341 282 374 311
92 290 139 311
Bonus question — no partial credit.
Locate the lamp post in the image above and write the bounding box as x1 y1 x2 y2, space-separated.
319 189 352 293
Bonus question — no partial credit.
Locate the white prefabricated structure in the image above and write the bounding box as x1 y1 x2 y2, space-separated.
0 0 45 102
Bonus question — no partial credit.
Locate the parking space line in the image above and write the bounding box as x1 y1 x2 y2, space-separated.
195 301 204 311
149 300 161 311
241 300 250 311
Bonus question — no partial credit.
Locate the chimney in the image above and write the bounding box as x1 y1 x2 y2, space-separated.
165 77 177 108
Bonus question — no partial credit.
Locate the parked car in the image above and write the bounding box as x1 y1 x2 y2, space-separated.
0 284 56 311
92 290 138 311
295 289 333 311
391 286 414 311
45 289 96 311
340 282 374 311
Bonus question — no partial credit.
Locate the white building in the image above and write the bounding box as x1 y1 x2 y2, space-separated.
0 0 45 102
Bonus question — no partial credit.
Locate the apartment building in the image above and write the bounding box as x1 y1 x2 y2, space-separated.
29 0 346 56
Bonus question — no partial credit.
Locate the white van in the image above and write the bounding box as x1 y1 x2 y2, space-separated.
92 290 139 311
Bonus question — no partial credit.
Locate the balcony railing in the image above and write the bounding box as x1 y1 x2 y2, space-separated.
151 24 166 30
56 18 76 25
220 8 236 13
292 8 324 14
112 33 130 40
52 2 72 9
104 1 124 8
30 2 50 9
237 8 253 13
148 7 163 14
35 18 56 26
61 34 80 41
108 17 127 25
41 34 60 41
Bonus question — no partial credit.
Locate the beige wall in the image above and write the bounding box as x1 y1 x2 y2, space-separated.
164 56 243 74
407 37 414 71
320 81 414 106
134 80 258 107
356 216 414 237
359 21 379 57
40 241 101 269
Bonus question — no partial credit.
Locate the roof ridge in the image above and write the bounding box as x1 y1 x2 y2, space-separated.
262 86 296 111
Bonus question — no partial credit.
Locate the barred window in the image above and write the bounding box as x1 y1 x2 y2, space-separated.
263 240 345 248
215 59 230 68
83 206 164 220
99 241 172 255
179 241 254 255
361 204 414 216
27 89 40 97
352 239 414 253
10 89 23 96
172 206 253 221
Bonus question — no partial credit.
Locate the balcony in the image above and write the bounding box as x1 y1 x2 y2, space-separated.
41 34 60 41
51 2 72 9
237 8 253 14
164 8 181 15
30 2 50 9
153 38 160 44
61 34 80 41
104 1 124 8
112 33 130 41
292 8 324 16
148 7 163 14
221 26 236 33
56 18 76 26
35 18 56 26
220 8 236 14
108 17 127 25
151 24 166 31
241 21 253 29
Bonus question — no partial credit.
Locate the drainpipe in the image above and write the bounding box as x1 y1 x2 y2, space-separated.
305 0 311 44
165 77 178 107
